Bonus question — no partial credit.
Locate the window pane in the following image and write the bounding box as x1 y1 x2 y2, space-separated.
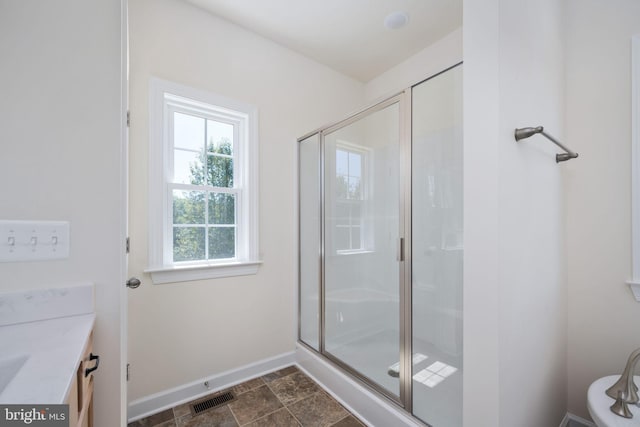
207 120 234 154
174 149 204 185
351 204 361 222
208 227 235 259
173 227 205 262
351 226 361 249
208 193 235 224
335 226 350 251
348 176 361 199
336 175 348 199
174 112 205 151
335 202 349 226
173 190 205 224
207 155 234 187
348 152 361 177
336 149 348 175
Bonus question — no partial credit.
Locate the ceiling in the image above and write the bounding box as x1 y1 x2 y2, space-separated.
183 0 462 82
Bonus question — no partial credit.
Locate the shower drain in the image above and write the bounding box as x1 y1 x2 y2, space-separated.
189 390 236 416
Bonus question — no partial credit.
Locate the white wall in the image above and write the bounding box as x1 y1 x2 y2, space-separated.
464 0 567 425
127 0 364 401
0 1 125 425
496 1 567 425
365 28 462 102
565 0 640 420
462 0 501 423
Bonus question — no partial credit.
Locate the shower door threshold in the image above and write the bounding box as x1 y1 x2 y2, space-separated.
296 344 430 427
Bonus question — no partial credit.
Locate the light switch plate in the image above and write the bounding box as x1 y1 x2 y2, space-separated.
0 220 70 262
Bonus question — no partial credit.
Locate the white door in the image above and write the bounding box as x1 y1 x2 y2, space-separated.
120 1 131 423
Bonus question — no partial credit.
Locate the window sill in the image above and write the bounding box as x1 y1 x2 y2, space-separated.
335 250 374 256
627 280 640 302
145 261 263 285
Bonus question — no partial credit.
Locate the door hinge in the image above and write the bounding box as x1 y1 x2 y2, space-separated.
126 110 130 127
126 237 130 254
126 363 130 381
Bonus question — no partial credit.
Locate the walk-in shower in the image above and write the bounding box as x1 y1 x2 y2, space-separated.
298 64 462 427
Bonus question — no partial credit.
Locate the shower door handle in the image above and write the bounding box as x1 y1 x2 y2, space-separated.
398 237 405 262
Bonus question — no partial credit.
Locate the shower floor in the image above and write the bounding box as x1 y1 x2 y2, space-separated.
127 365 366 427
327 329 462 427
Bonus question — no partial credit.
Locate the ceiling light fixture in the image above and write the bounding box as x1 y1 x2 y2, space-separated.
384 11 409 30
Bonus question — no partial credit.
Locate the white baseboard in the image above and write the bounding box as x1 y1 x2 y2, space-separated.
295 344 424 427
127 351 296 422
560 412 596 427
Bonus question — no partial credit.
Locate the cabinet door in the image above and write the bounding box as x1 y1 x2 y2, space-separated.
78 332 95 427
80 395 93 427
65 329 95 427
66 374 79 427
79 332 95 404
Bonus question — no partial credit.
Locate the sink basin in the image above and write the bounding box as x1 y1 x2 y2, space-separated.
0 354 28 394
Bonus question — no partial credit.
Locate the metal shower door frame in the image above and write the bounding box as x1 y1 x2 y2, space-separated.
297 89 413 411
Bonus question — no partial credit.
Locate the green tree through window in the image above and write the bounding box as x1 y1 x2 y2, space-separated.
149 80 259 282
173 137 236 262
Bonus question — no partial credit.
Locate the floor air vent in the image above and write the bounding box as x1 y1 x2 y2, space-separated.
189 391 236 416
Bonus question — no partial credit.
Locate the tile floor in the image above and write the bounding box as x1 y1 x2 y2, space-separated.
128 365 367 427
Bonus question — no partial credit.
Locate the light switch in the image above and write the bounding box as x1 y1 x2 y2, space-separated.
0 220 70 262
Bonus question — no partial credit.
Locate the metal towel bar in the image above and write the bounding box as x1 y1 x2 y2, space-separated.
514 126 579 162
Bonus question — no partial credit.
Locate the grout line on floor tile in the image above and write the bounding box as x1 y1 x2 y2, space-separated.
283 406 303 427
262 375 306 426
234 376 265 395
264 365 308 406
227 402 242 427
262 378 275 392
174 414 187 426
237 406 287 427
262 378 280 402
330 414 351 426
267 370 299 384
172 405 185 423
281 394 306 406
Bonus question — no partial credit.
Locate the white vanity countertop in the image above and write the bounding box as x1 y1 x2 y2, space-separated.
0 314 95 404
0 283 95 404
0 313 95 404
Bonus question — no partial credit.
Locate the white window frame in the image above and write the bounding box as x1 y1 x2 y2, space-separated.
146 78 260 284
629 35 640 301
332 140 373 255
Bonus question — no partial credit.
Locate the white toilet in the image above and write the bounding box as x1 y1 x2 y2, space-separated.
588 375 640 426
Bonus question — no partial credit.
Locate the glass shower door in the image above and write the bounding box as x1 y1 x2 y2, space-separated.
323 100 402 399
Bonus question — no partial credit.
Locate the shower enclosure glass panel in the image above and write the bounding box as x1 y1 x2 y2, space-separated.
298 63 462 426
411 65 463 426
299 133 321 350
323 102 401 398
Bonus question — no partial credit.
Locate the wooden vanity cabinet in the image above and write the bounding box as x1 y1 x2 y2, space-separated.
66 331 96 427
